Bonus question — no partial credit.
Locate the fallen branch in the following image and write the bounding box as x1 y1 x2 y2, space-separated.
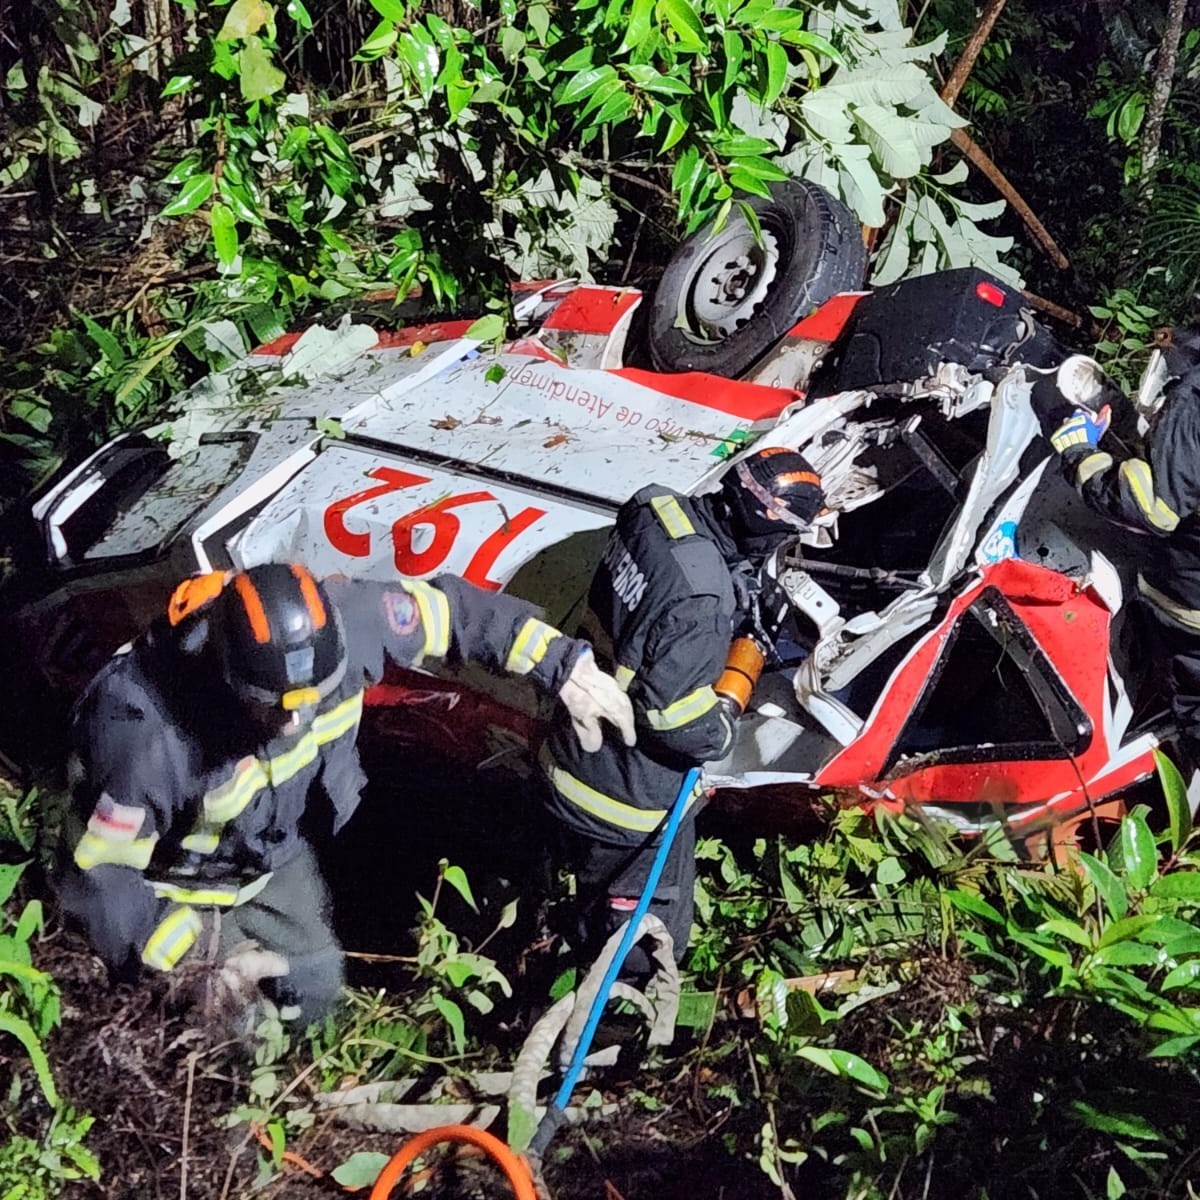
949 127 1070 270
937 0 1069 272
940 0 1009 108
1020 288 1085 329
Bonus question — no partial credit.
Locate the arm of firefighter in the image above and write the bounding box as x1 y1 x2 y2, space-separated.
1069 397 1200 538
633 596 735 764
334 574 588 693
57 693 199 976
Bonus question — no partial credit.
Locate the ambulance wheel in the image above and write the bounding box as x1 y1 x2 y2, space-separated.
647 178 868 379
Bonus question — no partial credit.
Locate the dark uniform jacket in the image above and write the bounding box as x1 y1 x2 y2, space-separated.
60 575 583 975
1067 367 1200 627
543 485 739 846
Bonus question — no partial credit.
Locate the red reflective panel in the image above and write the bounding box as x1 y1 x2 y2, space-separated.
976 280 1006 307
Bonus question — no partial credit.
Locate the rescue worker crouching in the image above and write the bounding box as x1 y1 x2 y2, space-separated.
57 562 635 1027
541 446 825 978
1049 327 1200 806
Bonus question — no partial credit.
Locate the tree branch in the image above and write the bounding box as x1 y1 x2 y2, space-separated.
949 127 1070 269
940 0 1009 108
1140 0 1188 188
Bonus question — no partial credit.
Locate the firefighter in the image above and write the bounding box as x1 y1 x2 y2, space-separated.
540 447 824 976
57 563 635 1025
1050 327 1200 802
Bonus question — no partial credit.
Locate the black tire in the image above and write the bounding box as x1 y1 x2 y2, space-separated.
647 179 868 378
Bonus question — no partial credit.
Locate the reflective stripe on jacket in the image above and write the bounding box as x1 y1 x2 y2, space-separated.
1068 367 1200 621
60 574 582 974
544 485 737 844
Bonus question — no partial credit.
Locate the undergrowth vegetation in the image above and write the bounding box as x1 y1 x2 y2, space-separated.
9 755 1200 1196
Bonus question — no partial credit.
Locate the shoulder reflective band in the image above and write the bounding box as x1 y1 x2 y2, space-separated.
506 618 560 676
650 494 695 539
540 747 702 834
141 904 202 971
645 684 719 731
1120 459 1181 532
182 691 364 855
403 580 451 661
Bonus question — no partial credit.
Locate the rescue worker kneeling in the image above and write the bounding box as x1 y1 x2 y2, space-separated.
541 447 824 978
57 563 634 1026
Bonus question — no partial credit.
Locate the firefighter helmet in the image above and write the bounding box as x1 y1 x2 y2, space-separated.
722 446 824 548
213 563 347 712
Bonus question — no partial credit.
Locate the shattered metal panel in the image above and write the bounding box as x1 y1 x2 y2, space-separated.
342 354 754 505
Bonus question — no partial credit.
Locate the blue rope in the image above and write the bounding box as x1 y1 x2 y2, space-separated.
529 766 701 1156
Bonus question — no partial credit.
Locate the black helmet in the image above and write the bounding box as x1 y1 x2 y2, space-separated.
212 563 346 714
722 446 824 551
1156 326 1200 379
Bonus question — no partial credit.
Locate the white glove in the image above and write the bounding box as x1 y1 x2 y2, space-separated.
557 649 636 752
212 944 289 1011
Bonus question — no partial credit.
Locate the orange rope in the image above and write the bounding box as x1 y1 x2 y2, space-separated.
368 1124 537 1200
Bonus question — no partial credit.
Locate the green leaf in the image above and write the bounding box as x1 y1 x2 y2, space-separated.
1037 918 1093 949
1161 960 1200 990
1118 810 1158 892
0 863 27 909
723 29 745 93
945 889 1005 926
1088 941 1162 968
466 314 506 342
763 41 788 106
1151 872 1200 901
402 26 441 95
160 172 214 217
286 0 313 29
1069 1101 1163 1142
217 0 269 40
797 1046 889 1095
1079 852 1129 919
559 65 617 105
368 0 406 19
239 38 285 102
656 0 705 53
316 416 345 439
632 71 692 97
432 994 466 1052
853 103 923 178
527 3 550 40
1156 749 1192 852
356 19 398 61
331 1147 386 1185
0 1012 57 1107
618 0 654 52
76 311 126 367
441 862 478 911
1149 1033 1200 1057
160 74 194 97
210 202 239 267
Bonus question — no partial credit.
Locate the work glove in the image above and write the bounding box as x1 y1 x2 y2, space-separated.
1049 405 1111 456
206 943 290 1020
557 648 636 752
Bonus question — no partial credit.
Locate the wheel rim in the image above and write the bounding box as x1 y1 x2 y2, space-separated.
674 221 780 343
